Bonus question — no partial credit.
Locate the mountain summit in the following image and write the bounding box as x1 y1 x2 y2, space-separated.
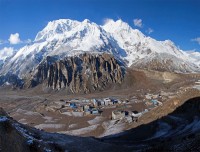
0 19 200 88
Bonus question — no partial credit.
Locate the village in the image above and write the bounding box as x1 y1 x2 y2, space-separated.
43 90 170 124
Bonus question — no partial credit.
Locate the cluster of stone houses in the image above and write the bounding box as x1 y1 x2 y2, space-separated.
110 93 165 123
144 93 163 108
111 109 148 123
54 97 124 116
93 98 124 107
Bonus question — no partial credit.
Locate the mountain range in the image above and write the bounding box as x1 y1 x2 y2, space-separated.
0 19 200 89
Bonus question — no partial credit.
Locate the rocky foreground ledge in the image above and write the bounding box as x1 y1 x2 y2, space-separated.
0 108 131 152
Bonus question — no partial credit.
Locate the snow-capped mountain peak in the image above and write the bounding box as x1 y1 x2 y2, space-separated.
102 19 194 67
103 19 145 39
35 19 80 42
1 18 200 78
34 19 106 46
103 19 131 31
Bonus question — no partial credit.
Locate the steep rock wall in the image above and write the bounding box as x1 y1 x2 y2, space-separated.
28 53 124 93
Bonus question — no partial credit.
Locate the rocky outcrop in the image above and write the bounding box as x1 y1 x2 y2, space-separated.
0 108 46 152
28 53 125 93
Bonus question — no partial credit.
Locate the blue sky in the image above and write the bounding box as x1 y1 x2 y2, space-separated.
0 0 200 52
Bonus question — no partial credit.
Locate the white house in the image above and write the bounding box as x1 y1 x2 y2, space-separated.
112 110 125 120
104 98 111 106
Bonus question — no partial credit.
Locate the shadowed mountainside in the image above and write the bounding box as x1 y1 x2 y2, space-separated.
102 96 200 151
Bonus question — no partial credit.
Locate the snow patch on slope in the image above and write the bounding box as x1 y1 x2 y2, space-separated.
35 124 65 129
60 124 99 136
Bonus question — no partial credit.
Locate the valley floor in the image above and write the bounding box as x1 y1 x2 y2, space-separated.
0 70 200 138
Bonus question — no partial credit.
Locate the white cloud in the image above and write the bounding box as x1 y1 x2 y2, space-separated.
8 33 21 44
133 18 143 28
146 28 154 34
1 34 31 46
191 37 200 45
0 47 16 61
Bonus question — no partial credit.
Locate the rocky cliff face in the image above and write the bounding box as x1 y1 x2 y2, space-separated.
28 53 124 93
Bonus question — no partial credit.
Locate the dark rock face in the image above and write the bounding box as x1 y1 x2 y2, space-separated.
0 73 24 88
0 108 32 152
28 53 125 93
